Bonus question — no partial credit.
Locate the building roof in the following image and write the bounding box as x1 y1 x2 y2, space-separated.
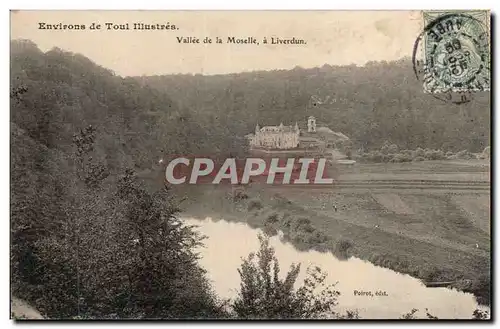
259 125 297 133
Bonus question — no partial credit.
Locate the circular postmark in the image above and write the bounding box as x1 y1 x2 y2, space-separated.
412 12 490 104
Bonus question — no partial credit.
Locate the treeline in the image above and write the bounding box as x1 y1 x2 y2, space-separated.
356 143 490 164
10 40 247 165
137 59 490 153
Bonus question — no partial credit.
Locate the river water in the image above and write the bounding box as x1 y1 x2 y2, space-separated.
184 217 486 319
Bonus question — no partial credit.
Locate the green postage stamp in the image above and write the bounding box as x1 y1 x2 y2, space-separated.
418 10 490 94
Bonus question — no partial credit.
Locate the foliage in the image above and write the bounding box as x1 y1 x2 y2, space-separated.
448 150 476 160
472 309 490 320
247 199 263 211
10 40 227 318
400 308 419 319
232 235 341 319
139 59 489 153
335 239 354 257
400 308 489 320
357 146 482 163
399 308 438 320
11 122 225 318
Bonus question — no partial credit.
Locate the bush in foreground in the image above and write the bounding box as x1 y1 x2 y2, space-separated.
232 235 343 319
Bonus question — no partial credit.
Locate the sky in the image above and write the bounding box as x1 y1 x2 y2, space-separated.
11 10 423 76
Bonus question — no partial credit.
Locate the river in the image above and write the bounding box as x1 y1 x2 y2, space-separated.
184 217 486 319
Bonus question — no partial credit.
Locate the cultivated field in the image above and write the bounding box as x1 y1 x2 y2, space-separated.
277 160 490 255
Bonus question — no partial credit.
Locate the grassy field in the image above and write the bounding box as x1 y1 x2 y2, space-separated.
178 160 491 305
331 160 490 181
340 160 490 174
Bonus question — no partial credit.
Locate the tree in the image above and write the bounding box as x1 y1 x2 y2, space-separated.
111 169 226 319
232 235 342 319
11 122 226 319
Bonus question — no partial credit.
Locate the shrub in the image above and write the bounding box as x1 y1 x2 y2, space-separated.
303 224 316 234
295 217 311 227
472 309 489 320
281 212 291 221
294 218 315 233
351 154 363 162
232 235 341 319
415 147 425 157
364 151 383 163
435 149 445 160
262 223 278 237
266 212 280 224
364 152 378 162
455 150 475 159
382 154 392 163
310 230 328 244
388 144 399 154
233 189 249 202
360 146 460 163
247 199 263 211
380 141 393 155
336 238 353 253
390 153 412 163
424 149 445 160
281 216 293 229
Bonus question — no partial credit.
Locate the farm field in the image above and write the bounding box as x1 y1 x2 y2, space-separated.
332 160 490 182
272 160 490 255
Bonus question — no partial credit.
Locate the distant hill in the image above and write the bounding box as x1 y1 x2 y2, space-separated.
136 59 490 153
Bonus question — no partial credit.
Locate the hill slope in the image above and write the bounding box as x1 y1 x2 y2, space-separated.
10 40 224 319
137 60 490 153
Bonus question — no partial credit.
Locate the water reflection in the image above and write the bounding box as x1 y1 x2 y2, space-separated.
184 217 484 319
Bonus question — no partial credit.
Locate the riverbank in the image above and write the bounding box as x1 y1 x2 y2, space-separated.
184 217 485 319
176 172 490 306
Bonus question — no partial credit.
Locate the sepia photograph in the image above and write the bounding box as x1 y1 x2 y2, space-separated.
9 9 491 320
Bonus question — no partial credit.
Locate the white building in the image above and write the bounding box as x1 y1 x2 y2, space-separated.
249 122 300 150
307 115 317 132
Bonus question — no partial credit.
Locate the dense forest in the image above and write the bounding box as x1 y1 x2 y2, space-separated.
137 59 490 153
10 39 490 319
10 39 231 318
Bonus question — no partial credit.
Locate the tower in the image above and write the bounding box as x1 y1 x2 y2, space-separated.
255 123 260 134
307 116 316 133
